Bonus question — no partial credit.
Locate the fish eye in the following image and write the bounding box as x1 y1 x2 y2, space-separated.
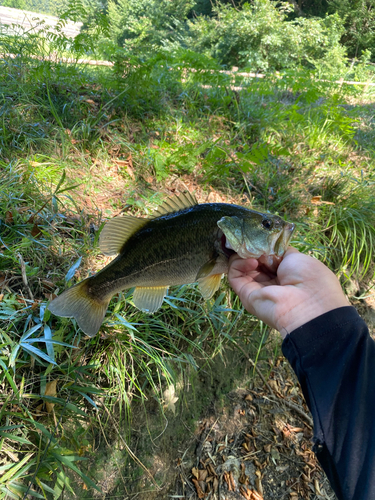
262 219 272 230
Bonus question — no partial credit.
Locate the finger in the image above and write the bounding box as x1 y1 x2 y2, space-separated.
284 246 300 256
228 255 278 284
231 275 265 300
228 254 258 274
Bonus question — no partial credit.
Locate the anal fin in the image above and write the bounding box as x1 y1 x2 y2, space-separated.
198 274 223 300
133 286 168 313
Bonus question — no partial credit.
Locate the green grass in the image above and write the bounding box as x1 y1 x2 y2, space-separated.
0 29 375 497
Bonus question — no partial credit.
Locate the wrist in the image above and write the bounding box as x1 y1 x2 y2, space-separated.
278 293 349 338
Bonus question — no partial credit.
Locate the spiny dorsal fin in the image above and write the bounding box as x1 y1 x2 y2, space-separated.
198 274 223 300
132 286 169 313
99 215 149 256
151 191 198 218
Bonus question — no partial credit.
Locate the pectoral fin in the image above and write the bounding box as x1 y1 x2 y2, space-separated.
198 274 223 300
132 286 168 313
196 258 217 280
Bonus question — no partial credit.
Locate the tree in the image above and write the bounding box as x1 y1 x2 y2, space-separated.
106 0 194 50
328 0 375 59
187 0 345 70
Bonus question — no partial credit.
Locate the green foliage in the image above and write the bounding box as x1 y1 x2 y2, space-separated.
104 0 194 51
328 0 375 61
187 0 346 70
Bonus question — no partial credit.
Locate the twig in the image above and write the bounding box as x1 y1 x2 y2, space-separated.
266 395 313 427
17 253 34 300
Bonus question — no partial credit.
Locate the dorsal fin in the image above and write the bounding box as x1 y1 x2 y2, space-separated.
151 191 198 218
99 214 149 256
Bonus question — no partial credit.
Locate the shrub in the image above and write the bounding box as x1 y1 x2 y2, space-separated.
187 0 346 70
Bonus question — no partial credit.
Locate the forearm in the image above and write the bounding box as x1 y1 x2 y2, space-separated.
282 307 375 500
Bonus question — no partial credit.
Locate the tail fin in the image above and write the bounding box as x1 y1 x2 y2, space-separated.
48 279 111 337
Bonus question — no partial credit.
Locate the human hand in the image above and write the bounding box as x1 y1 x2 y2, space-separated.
228 247 349 338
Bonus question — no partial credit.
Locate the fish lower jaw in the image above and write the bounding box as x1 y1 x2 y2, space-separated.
258 254 282 273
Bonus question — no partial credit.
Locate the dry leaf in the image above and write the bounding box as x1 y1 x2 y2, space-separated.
192 467 199 479
311 195 321 203
0 294 4 302
41 279 55 290
192 478 205 499
213 477 219 492
314 478 321 495
5 211 13 224
45 293 57 301
198 469 208 481
163 384 178 414
311 195 335 205
31 224 42 238
126 165 135 179
45 380 57 413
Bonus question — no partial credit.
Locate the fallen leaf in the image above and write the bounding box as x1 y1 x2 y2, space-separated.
41 279 55 290
45 293 57 301
5 211 13 224
198 469 208 481
126 165 135 179
45 380 57 413
213 477 219 492
192 467 199 479
31 224 42 237
311 195 335 205
311 195 321 203
0 294 3 302
192 478 205 499
163 384 178 414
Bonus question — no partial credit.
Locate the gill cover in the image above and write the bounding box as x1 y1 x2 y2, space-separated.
217 214 289 259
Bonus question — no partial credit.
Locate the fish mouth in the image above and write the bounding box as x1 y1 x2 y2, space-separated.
274 222 295 256
221 234 236 258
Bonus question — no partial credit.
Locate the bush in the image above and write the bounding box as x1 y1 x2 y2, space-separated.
328 0 375 61
187 0 346 70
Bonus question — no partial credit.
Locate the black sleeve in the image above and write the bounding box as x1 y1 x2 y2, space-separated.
282 306 375 500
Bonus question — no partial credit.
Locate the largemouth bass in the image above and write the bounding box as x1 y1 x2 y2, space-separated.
48 192 295 337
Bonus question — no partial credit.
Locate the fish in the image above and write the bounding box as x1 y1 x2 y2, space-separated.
48 192 295 337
